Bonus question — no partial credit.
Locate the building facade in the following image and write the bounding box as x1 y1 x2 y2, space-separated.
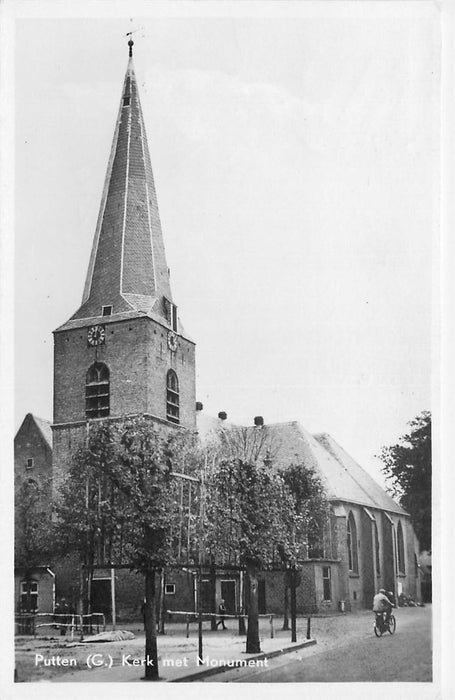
15 43 422 620
52 45 196 485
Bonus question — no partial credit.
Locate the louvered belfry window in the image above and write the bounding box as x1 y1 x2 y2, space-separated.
166 369 180 424
85 363 110 418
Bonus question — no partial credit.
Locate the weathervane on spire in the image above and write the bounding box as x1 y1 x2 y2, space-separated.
126 21 144 58
126 32 134 57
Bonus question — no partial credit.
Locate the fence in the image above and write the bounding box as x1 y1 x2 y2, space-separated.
15 612 106 639
167 610 277 639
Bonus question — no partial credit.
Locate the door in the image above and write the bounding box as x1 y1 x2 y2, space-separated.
91 579 112 621
221 580 236 614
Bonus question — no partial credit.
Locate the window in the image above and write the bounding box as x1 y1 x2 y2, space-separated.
165 583 176 595
20 580 38 611
397 521 406 574
347 511 359 573
374 520 380 575
102 305 112 316
164 298 178 332
123 96 130 106
322 566 331 601
26 458 34 470
166 370 179 424
85 363 110 418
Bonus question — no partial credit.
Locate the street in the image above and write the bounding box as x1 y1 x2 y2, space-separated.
202 605 432 682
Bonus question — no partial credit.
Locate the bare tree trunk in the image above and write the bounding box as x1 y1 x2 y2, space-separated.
157 569 166 635
238 569 246 635
143 568 159 680
245 560 261 653
210 557 217 631
282 575 290 630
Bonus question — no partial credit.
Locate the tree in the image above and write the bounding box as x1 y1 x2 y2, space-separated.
15 476 53 569
279 462 329 629
377 411 431 552
205 452 296 653
55 417 199 680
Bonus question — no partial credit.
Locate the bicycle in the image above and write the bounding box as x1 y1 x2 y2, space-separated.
373 610 396 637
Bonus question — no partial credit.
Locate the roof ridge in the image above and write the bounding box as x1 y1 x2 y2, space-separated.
314 433 406 515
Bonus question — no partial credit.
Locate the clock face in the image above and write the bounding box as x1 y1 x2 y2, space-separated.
87 325 106 347
167 331 178 352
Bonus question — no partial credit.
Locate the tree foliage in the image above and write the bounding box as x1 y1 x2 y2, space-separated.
205 457 295 567
378 411 431 552
280 462 330 559
15 476 53 568
54 417 202 680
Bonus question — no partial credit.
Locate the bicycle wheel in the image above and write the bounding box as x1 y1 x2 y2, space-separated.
388 615 396 635
374 621 383 637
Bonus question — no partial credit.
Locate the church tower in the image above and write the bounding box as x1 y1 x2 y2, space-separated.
52 41 196 471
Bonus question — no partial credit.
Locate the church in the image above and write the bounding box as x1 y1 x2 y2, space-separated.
14 41 422 620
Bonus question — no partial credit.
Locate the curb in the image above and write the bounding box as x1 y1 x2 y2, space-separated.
169 638 317 682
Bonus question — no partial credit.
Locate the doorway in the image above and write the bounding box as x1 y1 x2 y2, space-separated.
220 580 236 614
91 579 112 621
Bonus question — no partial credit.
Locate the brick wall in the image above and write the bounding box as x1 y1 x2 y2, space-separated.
382 514 396 594
53 316 196 428
360 509 375 608
332 511 351 611
404 520 420 600
14 415 52 495
53 315 196 474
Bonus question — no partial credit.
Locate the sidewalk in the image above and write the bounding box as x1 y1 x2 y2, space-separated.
61 632 316 682
16 617 318 683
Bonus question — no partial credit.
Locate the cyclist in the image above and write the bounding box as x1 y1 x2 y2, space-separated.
372 588 394 630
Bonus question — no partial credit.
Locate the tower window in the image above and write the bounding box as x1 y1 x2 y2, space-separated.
164 298 178 332
166 370 179 424
26 458 34 470
85 363 110 419
123 96 130 107
102 305 112 316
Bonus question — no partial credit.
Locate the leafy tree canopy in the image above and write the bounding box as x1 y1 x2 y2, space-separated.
15 476 53 568
378 411 431 552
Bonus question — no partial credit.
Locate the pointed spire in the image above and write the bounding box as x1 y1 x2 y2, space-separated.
71 49 173 322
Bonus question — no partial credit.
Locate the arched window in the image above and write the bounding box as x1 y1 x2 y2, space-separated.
374 520 380 575
347 511 359 573
85 363 110 418
166 370 180 424
397 520 406 574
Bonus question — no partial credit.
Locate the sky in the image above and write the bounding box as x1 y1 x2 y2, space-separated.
9 1 440 489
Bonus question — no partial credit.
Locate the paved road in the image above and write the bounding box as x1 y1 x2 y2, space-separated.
202 606 432 683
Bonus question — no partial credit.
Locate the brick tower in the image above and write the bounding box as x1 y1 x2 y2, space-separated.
52 41 196 472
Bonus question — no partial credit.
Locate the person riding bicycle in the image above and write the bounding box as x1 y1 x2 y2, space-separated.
372 588 394 628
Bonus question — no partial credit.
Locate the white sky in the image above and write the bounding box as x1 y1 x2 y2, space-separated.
9 2 440 489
